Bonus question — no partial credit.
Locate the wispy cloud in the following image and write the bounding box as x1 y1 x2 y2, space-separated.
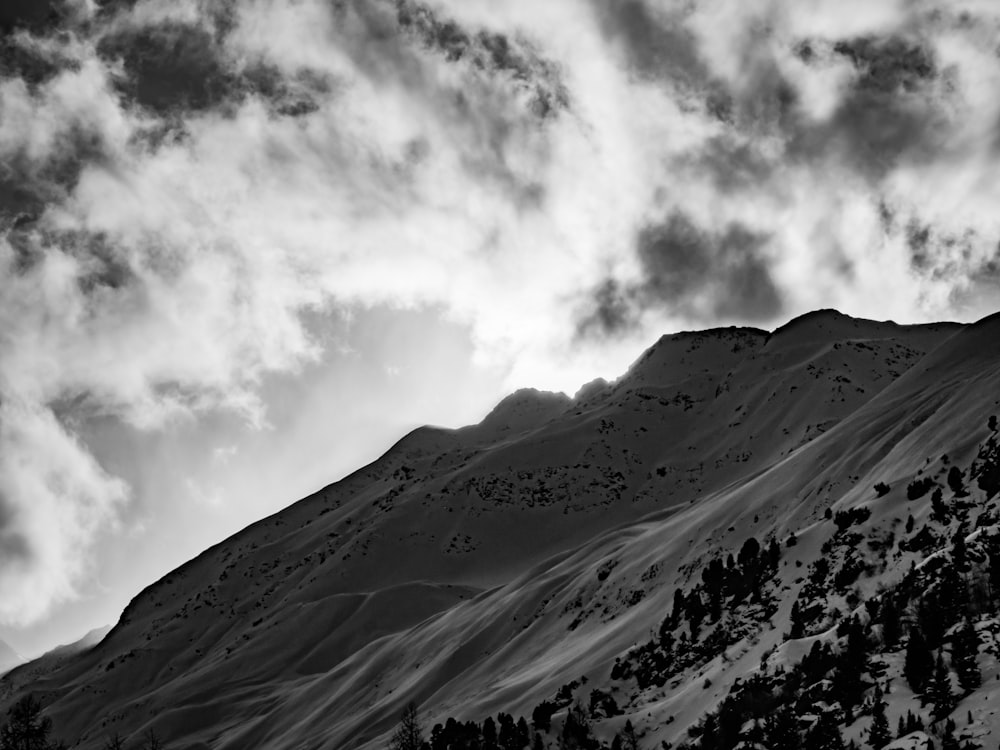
2 0 999 623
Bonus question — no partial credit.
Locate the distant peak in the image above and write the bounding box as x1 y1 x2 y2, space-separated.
472 388 572 437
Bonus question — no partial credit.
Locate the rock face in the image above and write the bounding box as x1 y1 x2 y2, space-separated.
7 309 1000 750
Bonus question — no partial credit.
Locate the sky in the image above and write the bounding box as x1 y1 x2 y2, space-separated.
1 0 999 657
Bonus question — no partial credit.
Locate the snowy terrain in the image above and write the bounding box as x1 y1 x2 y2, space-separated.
3 309 1000 750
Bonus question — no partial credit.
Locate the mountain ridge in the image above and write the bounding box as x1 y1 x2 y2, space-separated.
4 309 1000 750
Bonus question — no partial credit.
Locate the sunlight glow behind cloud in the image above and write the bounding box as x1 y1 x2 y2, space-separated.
1 0 999 625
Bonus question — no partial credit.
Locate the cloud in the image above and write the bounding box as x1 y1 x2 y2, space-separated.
2 0 1000 623
0 397 126 625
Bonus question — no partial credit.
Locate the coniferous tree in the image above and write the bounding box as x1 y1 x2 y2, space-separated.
532 702 556 733
931 487 948 522
611 735 623 750
789 601 805 639
0 695 62 750
389 703 425 750
687 594 706 639
940 718 960 750
104 735 126 750
951 525 968 572
952 618 981 693
515 717 530 749
904 628 933 693
927 653 956 721
482 717 498 750
699 713 718 750
765 705 799 750
532 733 544 750
880 596 901 649
806 711 845 750
619 719 638 750
868 684 891 750
947 467 967 497
831 616 867 713
561 704 597 750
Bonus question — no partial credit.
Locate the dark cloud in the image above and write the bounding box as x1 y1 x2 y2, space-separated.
0 0 61 34
577 214 784 338
576 279 641 339
588 0 709 87
684 135 774 193
0 33 74 88
831 36 935 94
788 35 944 178
0 121 110 237
96 22 238 114
638 214 783 322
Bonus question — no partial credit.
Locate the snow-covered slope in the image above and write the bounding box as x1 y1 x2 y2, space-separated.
5 309 999 750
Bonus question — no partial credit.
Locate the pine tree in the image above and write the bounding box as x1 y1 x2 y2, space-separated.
532 733 544 750
515 717 530 749
940 718 960 750
611 735 623 750
807 711 845 750
904 628 933 692
389 702 425 750
765 706 799 750
620 720 638 750
880 596 901 649
947 466 967 497
927 653 955 721
931 487 948 522
789 600 805 639
951 525 968 572
104 735 126 750
952 618 981 693
482 716 498 750
868 684 892 750
831 616 867 713
0 695 60 750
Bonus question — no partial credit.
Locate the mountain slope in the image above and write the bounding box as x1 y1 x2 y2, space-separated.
6 310 1000 750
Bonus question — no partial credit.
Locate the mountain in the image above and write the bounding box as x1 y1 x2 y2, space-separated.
5 309 1000 750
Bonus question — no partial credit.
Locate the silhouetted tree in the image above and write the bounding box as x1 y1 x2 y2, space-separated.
868 684 891 750
904 628 933 693
482 716 498 750
0 695 63 750
619 719 638 750
103 734 126 750
927 653 955 720
879 595 901 649
806 710 845 750
940 718 960 750
389 703 424 750
947 467 967 497
765 705 800 750
951 526 968 572
952 618 981 693
874 482 891 497
142 728 166 750
532 701 557 733
789 601 806 639
931 487 948 523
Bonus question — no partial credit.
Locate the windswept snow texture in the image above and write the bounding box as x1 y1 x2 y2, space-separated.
7 309 1000 750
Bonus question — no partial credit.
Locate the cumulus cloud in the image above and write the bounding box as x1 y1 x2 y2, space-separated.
2 0 1000 622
